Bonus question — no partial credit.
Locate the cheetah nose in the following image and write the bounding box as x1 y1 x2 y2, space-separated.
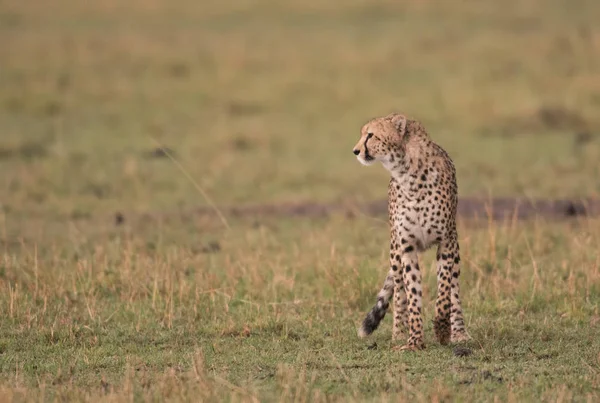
353 149 360 155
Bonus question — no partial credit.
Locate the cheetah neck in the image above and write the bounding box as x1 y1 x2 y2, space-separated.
384 139 430 182
387 158 425 187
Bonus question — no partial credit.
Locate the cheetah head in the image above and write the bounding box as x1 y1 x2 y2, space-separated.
352 113 409 167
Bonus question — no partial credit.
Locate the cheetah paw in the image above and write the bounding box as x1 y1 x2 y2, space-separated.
451 331 472 344
392 342 425 352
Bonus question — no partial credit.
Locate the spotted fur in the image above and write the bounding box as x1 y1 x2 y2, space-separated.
353 113 471 351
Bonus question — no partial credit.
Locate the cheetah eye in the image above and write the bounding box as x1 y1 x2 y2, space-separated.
367 133 374 139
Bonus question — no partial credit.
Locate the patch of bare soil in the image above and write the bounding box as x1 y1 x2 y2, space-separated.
147 197 600 223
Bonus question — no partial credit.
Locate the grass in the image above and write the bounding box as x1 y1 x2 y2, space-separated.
1 0 600 401
1 214 600 401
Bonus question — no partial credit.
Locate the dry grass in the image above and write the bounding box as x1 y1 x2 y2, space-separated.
1 213 600 401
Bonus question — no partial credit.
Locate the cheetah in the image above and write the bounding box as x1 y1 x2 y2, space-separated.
352 112 471 351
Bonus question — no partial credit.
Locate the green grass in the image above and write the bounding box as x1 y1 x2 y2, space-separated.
1 0 600 401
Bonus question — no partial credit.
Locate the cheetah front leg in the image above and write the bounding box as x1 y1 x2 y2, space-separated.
392 280 408 341
450 277 471 343
435 235 471 344
392 245 425 351
450 244 471 343
433 239 454 345
390 234 408 341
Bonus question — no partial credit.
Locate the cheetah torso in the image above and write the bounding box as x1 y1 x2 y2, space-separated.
387 142 458 253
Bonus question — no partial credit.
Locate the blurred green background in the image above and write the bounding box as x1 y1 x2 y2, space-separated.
2 0 599 220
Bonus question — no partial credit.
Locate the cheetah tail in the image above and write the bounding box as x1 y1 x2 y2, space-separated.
357 273 394 338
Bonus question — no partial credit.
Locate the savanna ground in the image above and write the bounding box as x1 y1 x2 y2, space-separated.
1 0 600 401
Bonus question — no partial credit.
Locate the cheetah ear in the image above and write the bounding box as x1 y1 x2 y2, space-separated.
386 113 408 137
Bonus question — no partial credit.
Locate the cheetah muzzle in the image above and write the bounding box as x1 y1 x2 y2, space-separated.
352 112 471 351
